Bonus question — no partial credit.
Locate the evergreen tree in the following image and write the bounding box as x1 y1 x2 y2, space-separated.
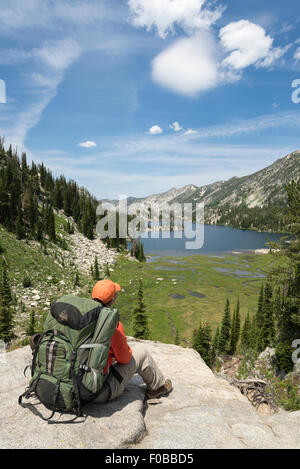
132 277 150 340
35 217 43 242
93 257 100 281
261 282 275 350
74 271 80 287
229 298 241 355
26 310 36 336
138 242 146 262
235 298 241 347
272 180 300 372
105 262 110 277
211 326 220 365
15 206 25 240
47 207 56 242
192 322 212 368
0 264 14 343
219 299 231 354
241 312 251 351
174 328 180 346
249 316 257 351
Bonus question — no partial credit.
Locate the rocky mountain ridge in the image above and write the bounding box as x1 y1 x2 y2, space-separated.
100 151 300 230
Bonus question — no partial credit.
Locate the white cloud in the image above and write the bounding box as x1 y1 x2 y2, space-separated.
169 121 183 132
129 4 289 98
220 20 290 71
148 125 163 135
184 128 198 135
0 1 132 150
280 23 294 34
78 141 97 148
34 38 81 71
220 20 273 70
128 0 224 39
0 0 112 30
151 33 218 96
294 47 300 62
258 44 291 68
33 143 294 199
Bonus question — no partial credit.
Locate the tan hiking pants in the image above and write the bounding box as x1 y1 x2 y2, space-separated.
92 344 165 403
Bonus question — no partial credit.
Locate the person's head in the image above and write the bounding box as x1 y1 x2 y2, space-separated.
92 279 121 306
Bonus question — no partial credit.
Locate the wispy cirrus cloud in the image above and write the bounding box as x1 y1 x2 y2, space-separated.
25 103 299 199
0 0 129 150
29 141 295 199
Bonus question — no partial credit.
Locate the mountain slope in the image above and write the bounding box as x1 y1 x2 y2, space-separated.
177 150 300 209
104 151 299 232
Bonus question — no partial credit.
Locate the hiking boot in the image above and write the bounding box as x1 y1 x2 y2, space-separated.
146 379 173 399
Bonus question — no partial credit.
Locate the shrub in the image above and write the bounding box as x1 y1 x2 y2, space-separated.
22 276 32 288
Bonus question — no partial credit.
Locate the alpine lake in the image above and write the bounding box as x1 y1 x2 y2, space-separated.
109 225 289 346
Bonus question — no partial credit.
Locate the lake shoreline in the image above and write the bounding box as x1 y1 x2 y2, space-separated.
146 248 271 261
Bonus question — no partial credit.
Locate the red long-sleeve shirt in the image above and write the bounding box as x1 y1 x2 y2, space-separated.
103 321 132 375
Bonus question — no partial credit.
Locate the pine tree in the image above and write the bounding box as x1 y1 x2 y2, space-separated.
192 322 212 368
256 285 264 328
229 308 237 355
0 264 14 343
132 277 150 339
260 282 274 350
272 180 300 372
15 206 25 240
241 312 251 351
74 271 80 287
26 310 36 336
219 299 231 354
93 257 100 281
138 242 146 262
229 298 241 355
235 298 241 347
249 316 257 351
47 207 56 242
105 263 110 277
174 328 180 345
211 326 220 365
35 217 43 242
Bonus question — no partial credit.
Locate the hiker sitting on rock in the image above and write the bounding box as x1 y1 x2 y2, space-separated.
91 279 172 403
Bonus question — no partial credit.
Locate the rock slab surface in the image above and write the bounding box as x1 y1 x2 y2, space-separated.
1 339 300 449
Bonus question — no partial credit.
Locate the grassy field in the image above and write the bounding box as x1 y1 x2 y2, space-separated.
109 251 288 347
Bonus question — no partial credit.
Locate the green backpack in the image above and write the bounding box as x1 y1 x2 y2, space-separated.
18 294 119 420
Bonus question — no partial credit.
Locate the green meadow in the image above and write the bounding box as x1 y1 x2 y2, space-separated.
0 216 289 348
110 252 288 346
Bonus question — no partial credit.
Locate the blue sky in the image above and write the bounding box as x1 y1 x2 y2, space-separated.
0 0 299 199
